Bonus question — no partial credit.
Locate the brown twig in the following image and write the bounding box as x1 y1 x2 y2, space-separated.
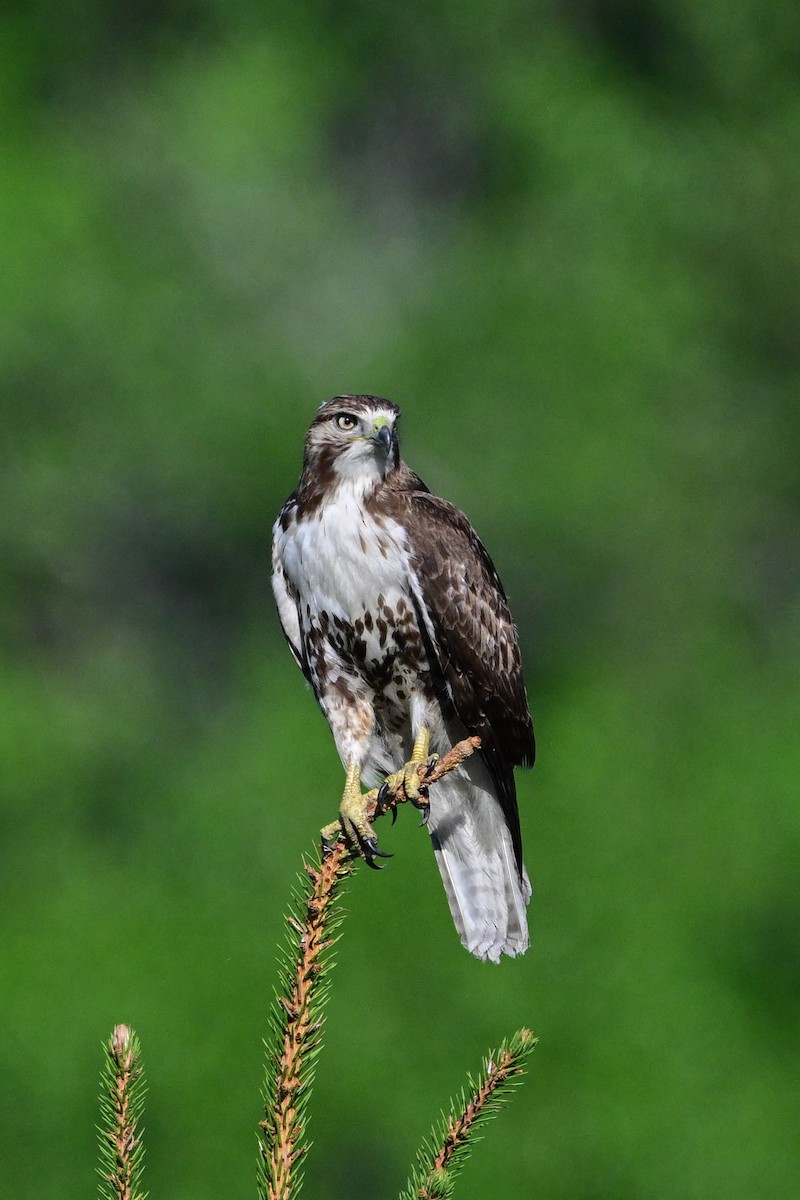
258 736 480 1200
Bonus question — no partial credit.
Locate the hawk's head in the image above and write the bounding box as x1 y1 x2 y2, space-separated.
302 395 401 488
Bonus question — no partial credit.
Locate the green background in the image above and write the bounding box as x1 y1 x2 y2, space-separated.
2 3 799 1197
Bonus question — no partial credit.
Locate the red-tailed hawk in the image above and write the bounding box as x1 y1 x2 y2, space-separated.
272 396 535 961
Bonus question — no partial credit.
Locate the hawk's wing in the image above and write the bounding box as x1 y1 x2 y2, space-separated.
271 497 313 685
389 480 535 866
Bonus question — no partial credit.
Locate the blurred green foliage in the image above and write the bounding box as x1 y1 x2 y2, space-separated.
1 2 799 1197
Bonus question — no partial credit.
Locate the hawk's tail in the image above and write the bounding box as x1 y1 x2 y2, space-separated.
426 760 530 962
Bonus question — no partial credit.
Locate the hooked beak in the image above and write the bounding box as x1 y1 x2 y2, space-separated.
374 422 393 454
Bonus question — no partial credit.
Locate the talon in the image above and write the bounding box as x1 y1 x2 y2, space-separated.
361 841 384 870
361 833 392 859
353 828 392 869
374 781 399 826
419 753 440 787
350 822 392 867
408 786 431 825
379 769 405 803
335 766 394 868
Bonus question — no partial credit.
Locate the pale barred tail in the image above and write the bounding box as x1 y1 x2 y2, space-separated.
426 761 531 963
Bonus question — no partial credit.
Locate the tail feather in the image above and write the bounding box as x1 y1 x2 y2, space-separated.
427 765 530 963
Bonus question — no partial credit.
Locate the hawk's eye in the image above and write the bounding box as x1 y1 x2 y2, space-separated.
335 413 358 431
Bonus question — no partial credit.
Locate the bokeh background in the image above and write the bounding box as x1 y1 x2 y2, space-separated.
2 3 799 1197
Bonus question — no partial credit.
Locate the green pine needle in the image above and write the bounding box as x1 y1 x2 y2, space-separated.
97 1024 147 1200
398 1028 537 1200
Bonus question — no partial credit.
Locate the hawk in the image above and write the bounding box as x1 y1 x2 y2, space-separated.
272 395 535 961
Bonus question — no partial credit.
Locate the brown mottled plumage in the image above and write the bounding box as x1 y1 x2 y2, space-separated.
272 395 535 960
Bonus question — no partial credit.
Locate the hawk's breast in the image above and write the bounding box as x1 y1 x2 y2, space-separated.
280 492 409 619
278 491 434 728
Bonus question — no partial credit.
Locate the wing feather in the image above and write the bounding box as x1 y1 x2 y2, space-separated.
271 499 313 685
385 476 534 868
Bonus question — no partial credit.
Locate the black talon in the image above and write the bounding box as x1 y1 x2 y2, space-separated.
375 781 398 825
409 785 431 827
376 781 392 812
352 826 381 868
424 753 440 776
352 826 393 869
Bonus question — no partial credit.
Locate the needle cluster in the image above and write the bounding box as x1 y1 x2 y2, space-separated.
97 1024 146 1200
399 1028 537 1200
257 838 353 1199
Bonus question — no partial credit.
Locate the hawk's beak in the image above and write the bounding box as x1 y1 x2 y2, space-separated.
374 423 393 454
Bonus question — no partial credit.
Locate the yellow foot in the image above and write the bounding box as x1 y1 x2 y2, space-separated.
377 730 440 825
321 765 390 870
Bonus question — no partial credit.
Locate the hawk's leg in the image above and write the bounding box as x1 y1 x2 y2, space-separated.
376 726 440 825
321 762 391 869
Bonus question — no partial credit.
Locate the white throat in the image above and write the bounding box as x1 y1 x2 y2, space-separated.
331 445 390 494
